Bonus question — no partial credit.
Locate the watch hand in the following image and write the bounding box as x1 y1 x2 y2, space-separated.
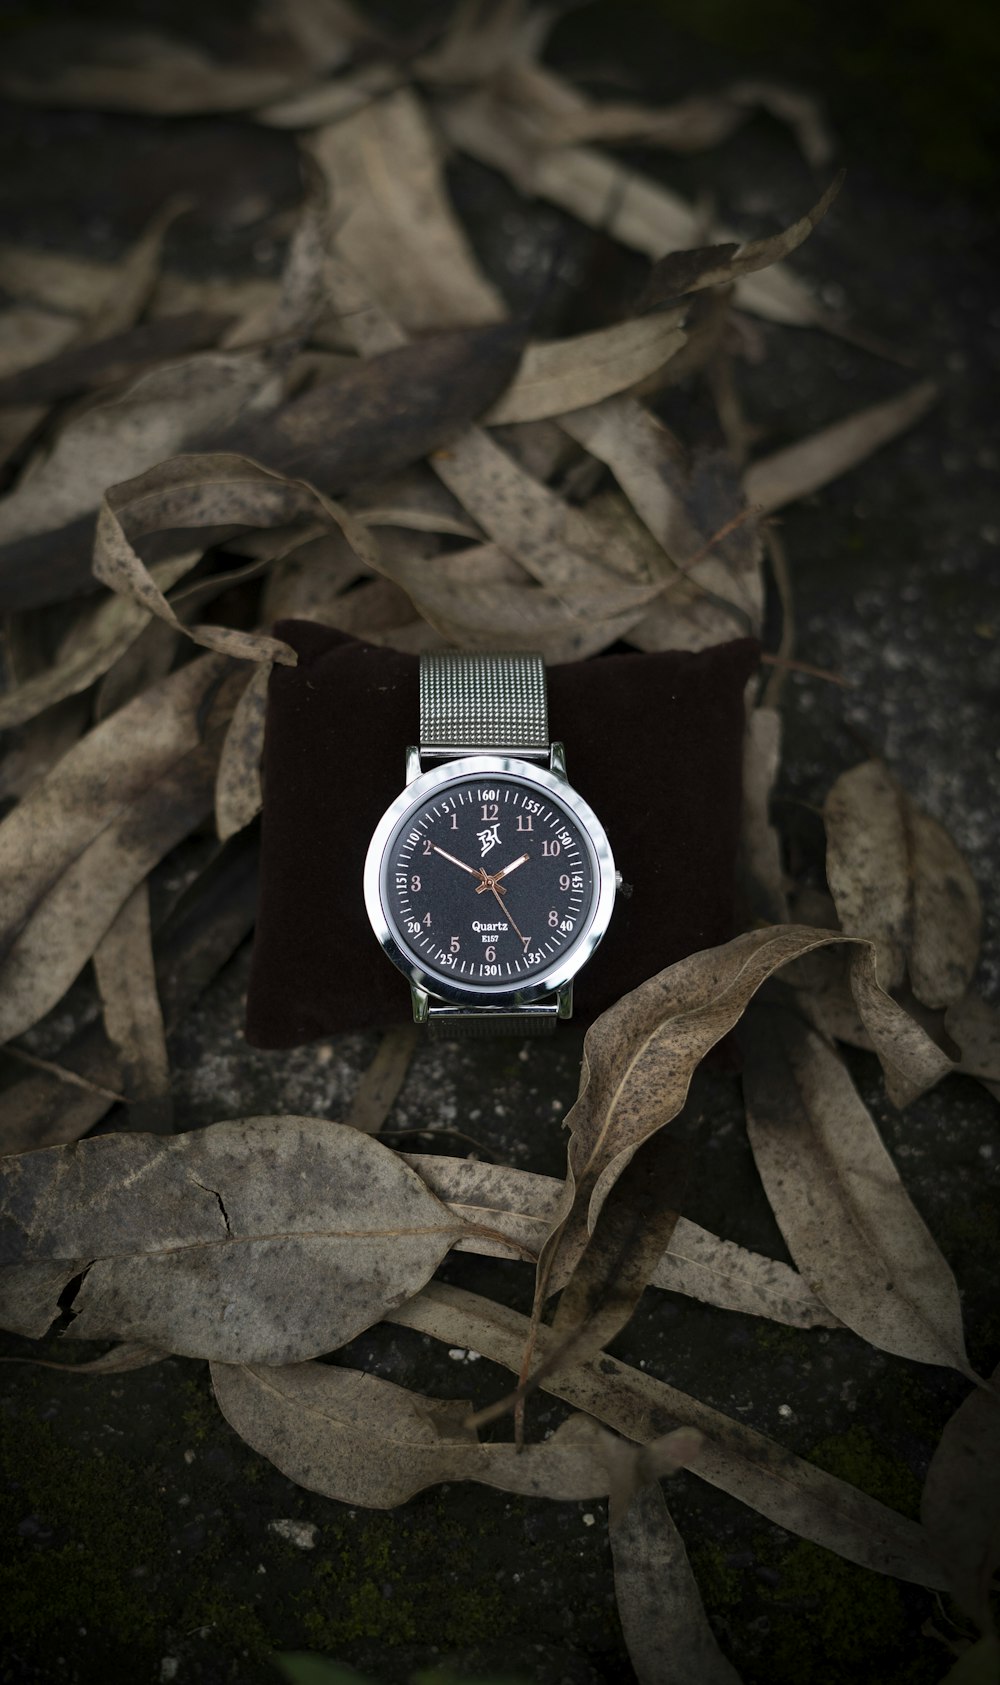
431 844 480 878
475 852 529 893
490 884 529 947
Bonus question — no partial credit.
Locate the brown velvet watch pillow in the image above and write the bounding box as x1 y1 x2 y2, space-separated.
244 623 760 1046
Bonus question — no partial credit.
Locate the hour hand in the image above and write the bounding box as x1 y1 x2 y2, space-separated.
431 844 480 878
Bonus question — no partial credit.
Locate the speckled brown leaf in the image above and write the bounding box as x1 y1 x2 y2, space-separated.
744 382 938 513
214 664 272 840
92 882 173 1136
824 759 982 1005
0 1118 467 1363
346 1026 419 1136
742 1005 973 1376
0 654 230 1042
921 1361 1000 1630
482 310 687 425
404 1154 839 1330
392 1283 947 1588
943 991 1000 1102
210 1360 699 1509
612 1478 743 1685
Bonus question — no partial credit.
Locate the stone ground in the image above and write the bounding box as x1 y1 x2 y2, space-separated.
1 3 998 1682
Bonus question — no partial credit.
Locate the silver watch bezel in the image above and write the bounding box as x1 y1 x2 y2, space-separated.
363 754 616 1010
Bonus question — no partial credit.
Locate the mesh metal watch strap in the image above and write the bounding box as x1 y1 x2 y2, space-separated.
418 650 556 1037
420 651 548 757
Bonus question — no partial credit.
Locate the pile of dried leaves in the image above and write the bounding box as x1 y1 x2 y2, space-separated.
0 4 997 1681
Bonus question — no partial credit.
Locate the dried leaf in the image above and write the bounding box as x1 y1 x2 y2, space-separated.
404 1154 839 1329
0 1341 167 1375
94 616 181 720
742 1005 973 1376
258 60 400 128
0 27 300 114
214 664 272 840
559 397 764 643
392 1283 947 1588
738 702 790 923
0 839 258 1155
636 173 843 313
482 310 687 426
943 991 1000 1101
91 882 173 1136
743 381 938 512
0 553 198 730
0 654 229 1043
611 1479 743 1685
0 349 280 550
824 759 982 1005
0 1118 466 1362
440 92 823 327
306 88 505 332
211 1360 698 1509
920 1361 1000 1630
346 1026 419 1136
0 310 237 407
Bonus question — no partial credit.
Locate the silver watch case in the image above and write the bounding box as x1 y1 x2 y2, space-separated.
363 753 616 1011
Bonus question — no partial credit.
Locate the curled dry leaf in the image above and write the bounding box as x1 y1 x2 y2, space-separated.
0 1341 168 1375
0 552 197 731
0 837 259 1156
305 87 505 333
392 1283 947 1589
0 349 280 550
91 882 173 1136
0 653 230 1043
211 1360 699 1509
0 1118 466 1362
824 758 982 1006
635 172 843 314
346 1025 420 1136
738 701 791 924
943 990 1000 1101
439 92 823 328
744 381 938 513
482 309 688 426
214 663 272 840
611 1479 743 1685
742 1005 973 1376
0 311 234 408
404 1153 839 1330
920 1361 1000 1631
0 26 300 114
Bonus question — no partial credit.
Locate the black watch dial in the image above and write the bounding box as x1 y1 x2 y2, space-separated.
381 774 597 988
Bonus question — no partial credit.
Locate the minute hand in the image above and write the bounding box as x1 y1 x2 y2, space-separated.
475 852 529 893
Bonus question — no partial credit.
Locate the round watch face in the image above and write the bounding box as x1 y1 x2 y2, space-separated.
377 770 603 992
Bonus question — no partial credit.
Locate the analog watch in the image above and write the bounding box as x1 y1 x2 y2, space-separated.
363 651 618 1035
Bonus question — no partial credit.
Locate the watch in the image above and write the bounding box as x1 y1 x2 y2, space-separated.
363 651 617 1037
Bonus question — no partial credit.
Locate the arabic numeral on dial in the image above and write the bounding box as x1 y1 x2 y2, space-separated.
422 911 432 928
542 840 561 857
528 949 545 965
560 918 573 933
559 873 570 891
411 875 421 891
422 839 433 854
406 919 421 935
483 964 499 976
548 909 559 927
450 935 460 953
481 802 499 821
395 873 406 890
485 946 496 962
